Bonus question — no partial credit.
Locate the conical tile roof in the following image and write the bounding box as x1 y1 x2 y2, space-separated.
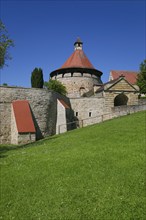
61 49 95 69
50 39 102 77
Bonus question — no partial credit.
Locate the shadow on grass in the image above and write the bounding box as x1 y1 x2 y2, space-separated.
0 135 60 158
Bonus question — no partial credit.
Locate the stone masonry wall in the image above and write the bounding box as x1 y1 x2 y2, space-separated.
0 86 71 144
0 86 144 144
108 79 134 91
57 74 100 98
0 103 11 144
17 133 36 145
69 103 146 128
70 97 105 126
103 79 139 111
0 87 56 143
104 92 139 110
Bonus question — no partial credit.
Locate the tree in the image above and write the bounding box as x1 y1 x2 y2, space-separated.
0 20 14 68
137 60 146 94
44 79 67 96
31 68 44 88
2 83 8 86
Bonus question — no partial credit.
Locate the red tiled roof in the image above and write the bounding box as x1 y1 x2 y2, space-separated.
110 70 138 84
60 50 95 69
12 100 36 133
96 76 138 93
58 99 70 109
50 40 103 78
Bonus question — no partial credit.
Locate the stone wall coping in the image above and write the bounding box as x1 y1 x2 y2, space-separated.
0 86 51 91
69 97 104 100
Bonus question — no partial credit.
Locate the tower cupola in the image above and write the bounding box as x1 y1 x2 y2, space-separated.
74 37 83 50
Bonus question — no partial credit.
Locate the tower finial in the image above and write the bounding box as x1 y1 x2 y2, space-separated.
74 37 83 50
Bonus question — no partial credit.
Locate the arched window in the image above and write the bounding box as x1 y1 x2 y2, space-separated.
114 94 128 106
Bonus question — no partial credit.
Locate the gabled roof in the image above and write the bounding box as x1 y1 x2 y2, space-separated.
96 76 139 93
12 100 36 133
61 49 95 69
110 70 138 84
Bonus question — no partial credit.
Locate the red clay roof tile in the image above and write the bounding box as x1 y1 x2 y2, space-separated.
12 100 36 133
110 70 138 84
61 50 95 69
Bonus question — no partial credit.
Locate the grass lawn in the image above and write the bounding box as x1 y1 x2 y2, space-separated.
0 111 146 220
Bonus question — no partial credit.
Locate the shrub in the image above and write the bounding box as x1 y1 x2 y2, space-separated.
44 79 67 96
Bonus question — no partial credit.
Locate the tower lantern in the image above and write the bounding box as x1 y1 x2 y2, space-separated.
74 37 83 50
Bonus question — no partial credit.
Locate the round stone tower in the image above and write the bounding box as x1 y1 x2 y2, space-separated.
50 38 103 98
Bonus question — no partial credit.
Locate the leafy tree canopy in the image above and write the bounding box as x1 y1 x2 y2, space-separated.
31 68 44 88
137 60 146 94
44 79 67 96
0 20 14 69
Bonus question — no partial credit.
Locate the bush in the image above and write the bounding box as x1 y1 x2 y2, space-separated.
44 79 67 96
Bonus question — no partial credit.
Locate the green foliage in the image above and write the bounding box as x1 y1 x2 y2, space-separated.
0 20 14 69
31 68 44 88
0 112 145 220
45 79 67 95
137 60 146 94
2 83 8 86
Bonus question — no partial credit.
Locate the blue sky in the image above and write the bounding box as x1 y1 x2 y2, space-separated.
0 0 145 87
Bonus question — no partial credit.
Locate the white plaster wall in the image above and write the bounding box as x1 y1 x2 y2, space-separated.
56 100 67 134
11 105 18 145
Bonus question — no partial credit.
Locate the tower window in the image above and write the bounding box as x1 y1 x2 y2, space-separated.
89 112 92 117
76 112 78 117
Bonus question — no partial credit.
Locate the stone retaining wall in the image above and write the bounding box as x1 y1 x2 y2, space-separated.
70 97 105 123
81 104 146 127
0 86 145 144
0 86 71 144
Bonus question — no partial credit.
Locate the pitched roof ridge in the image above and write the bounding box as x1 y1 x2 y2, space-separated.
111 70 138 73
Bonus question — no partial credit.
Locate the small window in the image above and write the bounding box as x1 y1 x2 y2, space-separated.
89 112 92 117
76 112 78 117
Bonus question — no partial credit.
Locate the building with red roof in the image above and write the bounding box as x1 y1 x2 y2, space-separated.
11 100 36 144
0 39 143 145
50 38 103 98
109 70 138 85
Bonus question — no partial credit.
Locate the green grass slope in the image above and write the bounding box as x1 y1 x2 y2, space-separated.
0 111 146 220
